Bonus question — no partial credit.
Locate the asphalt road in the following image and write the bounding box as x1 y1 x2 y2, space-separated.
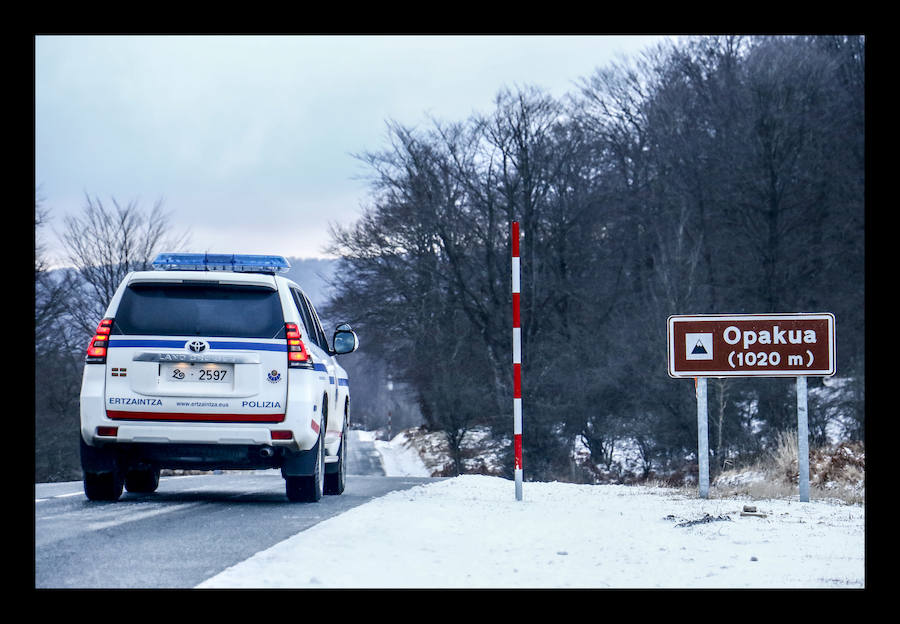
34 431 437 588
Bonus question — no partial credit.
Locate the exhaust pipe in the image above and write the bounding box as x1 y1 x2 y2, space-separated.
260 446 274 458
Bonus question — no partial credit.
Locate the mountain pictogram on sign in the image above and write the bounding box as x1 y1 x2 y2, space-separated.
685 333 713 360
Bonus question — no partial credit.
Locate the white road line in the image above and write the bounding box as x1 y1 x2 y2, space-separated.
35 491 84 502
86 503 203 531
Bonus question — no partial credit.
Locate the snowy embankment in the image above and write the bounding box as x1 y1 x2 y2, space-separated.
198 433 865 589
369 429 432 477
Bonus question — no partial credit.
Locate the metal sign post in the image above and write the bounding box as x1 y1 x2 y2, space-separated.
695 377 709 498
512 222 523 501
796 376 810 502
668 314 835 502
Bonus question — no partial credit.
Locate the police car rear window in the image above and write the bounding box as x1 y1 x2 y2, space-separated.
114 282 284 339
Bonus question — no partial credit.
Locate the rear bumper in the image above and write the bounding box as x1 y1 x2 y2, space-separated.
80 365 321 453
106 422 285 446
80 438 317 474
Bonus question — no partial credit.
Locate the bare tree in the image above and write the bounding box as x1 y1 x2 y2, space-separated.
58 194 190 339
35 192 70 352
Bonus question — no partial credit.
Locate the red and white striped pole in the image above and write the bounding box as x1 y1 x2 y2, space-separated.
512 222 523 501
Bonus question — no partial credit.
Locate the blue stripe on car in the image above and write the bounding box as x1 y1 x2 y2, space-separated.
109 339 287 352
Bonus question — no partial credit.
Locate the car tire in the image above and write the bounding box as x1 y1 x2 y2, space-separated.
84 470 124 502
125 467 160 494
325 408 348 496
285 399 326 503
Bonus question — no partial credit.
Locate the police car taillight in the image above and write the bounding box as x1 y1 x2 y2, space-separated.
85 318 114 364
285 323 313 369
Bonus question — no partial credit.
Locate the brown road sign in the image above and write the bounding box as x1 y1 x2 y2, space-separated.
667 313 835 378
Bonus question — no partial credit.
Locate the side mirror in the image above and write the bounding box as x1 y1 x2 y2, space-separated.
332 323 359 355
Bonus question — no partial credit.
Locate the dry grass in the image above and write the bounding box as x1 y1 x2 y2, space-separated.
712 431 865 505
401 426 865 505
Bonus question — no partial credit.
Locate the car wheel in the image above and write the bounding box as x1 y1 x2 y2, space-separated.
324 417 347 496
285 398 326 503
125 467 160 493
84 470 124 501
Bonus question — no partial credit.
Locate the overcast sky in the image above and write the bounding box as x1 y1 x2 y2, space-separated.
35 35 672 266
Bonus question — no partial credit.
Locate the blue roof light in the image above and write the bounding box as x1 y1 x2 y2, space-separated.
151 253 291 274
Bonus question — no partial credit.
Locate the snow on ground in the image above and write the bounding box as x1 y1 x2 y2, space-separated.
370 430 432 477
197 433 865 589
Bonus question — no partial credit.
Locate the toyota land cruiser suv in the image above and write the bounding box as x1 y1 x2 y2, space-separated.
79 253 358 503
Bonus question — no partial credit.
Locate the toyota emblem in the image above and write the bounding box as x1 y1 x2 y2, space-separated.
187 339 208 353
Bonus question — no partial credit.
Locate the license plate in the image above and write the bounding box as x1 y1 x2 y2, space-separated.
162 362 233 383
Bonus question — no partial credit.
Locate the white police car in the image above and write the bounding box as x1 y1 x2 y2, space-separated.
79 253 358 502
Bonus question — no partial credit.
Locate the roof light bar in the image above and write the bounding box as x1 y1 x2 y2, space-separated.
151 253 291 274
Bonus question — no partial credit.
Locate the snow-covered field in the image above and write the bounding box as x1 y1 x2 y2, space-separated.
197 433 865 589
